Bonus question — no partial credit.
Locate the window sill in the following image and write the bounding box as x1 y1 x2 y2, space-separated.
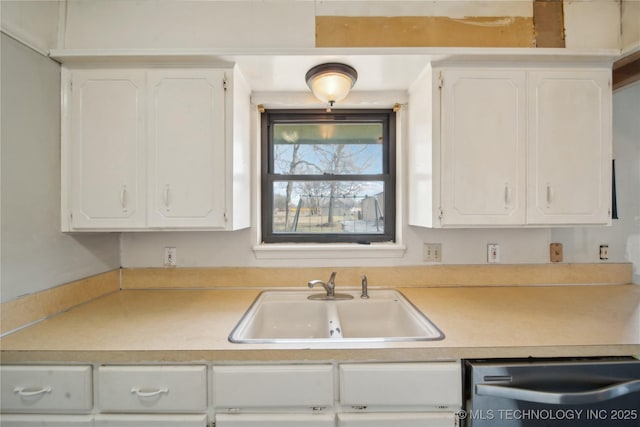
252 242 406 259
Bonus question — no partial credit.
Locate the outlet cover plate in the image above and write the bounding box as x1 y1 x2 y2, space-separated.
164 247 177 267
487 243 500 263
423 243 442 262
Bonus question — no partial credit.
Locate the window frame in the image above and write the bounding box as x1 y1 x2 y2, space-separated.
261 109 396 244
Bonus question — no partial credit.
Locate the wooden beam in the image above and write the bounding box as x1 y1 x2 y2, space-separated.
533 0 565 47
613 50 640 91
315 16 535 48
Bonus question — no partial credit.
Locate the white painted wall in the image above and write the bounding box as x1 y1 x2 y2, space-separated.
62 0 316 49
621 0 640 53
552 82 640 284
1 1 638 293
59 0 621 51
0 34 121 302
563 0 621 50
0 0 60 54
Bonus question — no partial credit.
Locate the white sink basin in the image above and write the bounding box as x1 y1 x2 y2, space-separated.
229 290 444 343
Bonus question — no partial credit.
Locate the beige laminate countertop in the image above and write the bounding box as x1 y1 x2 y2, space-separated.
1 285 639 363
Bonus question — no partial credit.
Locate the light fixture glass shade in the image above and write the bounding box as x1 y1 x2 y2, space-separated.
305 63 358 106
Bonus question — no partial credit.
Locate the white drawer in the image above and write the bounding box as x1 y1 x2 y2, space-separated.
216 413 335 426
0 415 94 427
339 362 461 408
97 365 207 413
0 365 93 413
338 412 456 427
212 365 334 410
94 414 207 427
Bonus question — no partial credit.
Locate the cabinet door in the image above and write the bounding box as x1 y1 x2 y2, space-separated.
338 412 455 427
339 362 461 410
147 69 227 228
97 365 207 413
0 365 93 413
212 365 334 411
440 69 526 225
216 414 335 427
527 69 612 224
0 415 94 426
67 70 146 229
94 414 207 427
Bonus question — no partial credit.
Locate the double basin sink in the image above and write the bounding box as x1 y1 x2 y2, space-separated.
229 289 444 344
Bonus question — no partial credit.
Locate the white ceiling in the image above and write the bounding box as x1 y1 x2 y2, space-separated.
231 54 433 92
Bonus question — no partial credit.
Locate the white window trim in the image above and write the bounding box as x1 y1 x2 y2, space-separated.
251 93 407 259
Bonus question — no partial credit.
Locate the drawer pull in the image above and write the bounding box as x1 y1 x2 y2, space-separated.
130 387 169 397
14 386 52 397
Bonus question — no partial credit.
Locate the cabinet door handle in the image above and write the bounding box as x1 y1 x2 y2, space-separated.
14 386 52 397
120 186 128 212
163 185 171 210
504 183 510 209
546 184 553 207
130 387 169 398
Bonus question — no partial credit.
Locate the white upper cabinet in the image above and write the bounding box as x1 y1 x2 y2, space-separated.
146 69 226 228
65 70 146 229
409 63 612 228
439 69 527 226
62 65 251 231
527 70 611 225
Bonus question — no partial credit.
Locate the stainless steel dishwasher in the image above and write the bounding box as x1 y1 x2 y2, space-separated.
463 358 640 426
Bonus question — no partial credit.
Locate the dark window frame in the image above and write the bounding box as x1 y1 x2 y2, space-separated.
261 109 396 244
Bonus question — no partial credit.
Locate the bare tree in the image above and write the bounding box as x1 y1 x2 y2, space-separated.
274 127 377 230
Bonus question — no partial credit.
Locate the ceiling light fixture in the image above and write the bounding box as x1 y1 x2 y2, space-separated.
305 63 358 110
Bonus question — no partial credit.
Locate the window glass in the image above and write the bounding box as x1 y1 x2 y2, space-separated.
273 123 383 175
262 110 395 244
271 180 385 234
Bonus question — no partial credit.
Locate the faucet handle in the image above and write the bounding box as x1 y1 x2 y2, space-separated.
360 275 369 299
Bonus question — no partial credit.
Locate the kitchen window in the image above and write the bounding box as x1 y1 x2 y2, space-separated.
261 109 396 244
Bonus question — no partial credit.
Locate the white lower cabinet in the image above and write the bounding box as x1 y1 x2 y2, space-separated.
1 362 461 427
215 413 336 426
0 415 94 426
338 362 461 427
212 362 460 427
0 365 93 414
97 365 207 413
212 365 334 411
339 362 461 410
338 412 456 427
93 414 208 427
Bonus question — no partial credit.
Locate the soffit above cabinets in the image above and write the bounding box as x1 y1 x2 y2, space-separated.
49 48 619 93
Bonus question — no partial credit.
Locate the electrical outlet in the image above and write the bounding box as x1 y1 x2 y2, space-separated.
599 244 609 260
487 243 500 263
164 247 177 267
423 243 442 262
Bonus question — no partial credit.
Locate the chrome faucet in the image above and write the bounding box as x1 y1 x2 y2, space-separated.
308 271 337 298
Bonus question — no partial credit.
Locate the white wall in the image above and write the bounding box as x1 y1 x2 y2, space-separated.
551 82 640 284
621 0 640 53
0 34 121 302
0 0 60 54
59 0 621 51
1 1 637 287
62 0 315 50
